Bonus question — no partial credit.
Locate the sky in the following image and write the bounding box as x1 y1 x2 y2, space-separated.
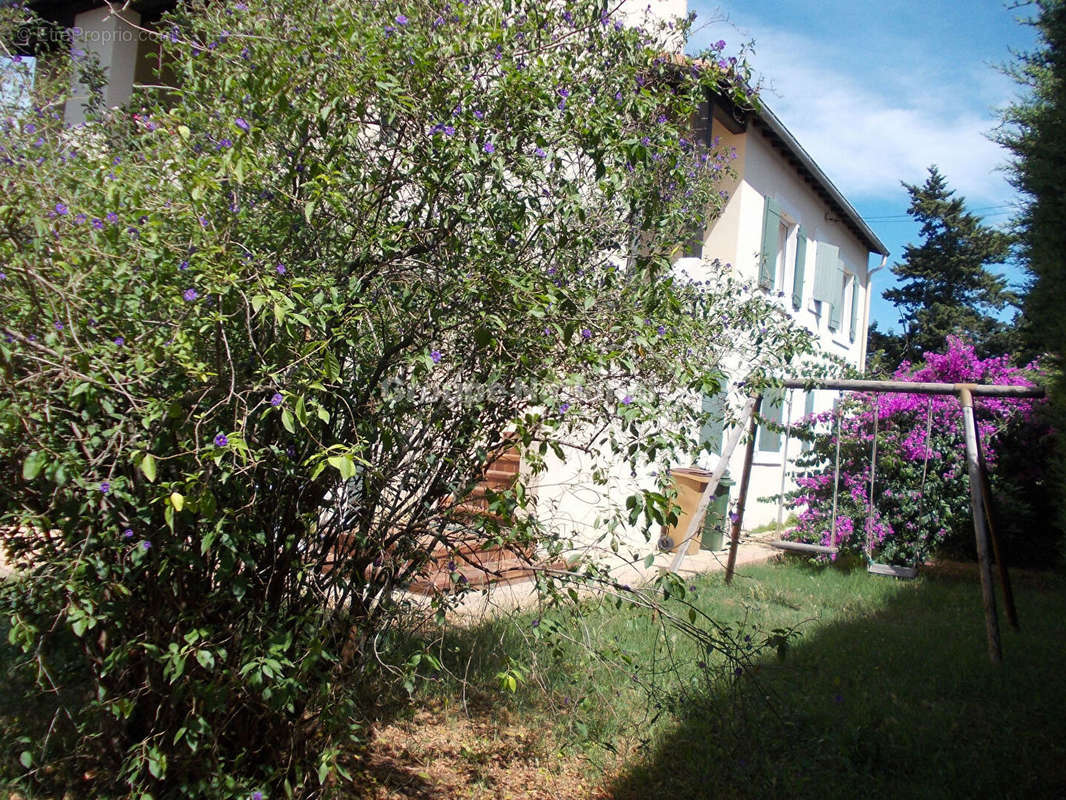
686 0 1039 332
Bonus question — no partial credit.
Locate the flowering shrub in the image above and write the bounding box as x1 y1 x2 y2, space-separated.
788 338 1044 566
0 1 813 797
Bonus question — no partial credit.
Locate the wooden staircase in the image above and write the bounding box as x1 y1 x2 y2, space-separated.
408 446 558 594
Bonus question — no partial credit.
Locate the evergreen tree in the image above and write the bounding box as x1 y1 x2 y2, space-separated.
997 0 1066 542
998 0 1066 368
882 166 1017 361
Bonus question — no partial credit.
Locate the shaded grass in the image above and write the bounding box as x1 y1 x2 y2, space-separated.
401 556 1066 798
609 558 1066 799
5 557 1064 799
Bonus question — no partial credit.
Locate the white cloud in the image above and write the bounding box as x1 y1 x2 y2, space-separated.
711 23 1019 206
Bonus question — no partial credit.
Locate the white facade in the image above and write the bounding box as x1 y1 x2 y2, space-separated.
527 92 889 554
689 104 888 529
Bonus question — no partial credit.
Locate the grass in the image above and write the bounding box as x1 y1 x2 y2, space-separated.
4 556 1065 798
412 555 1066 799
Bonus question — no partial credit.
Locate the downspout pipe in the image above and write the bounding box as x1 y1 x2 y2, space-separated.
859 254 888 371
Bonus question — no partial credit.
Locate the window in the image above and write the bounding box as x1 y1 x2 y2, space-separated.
828 262 846 332
758 198 783 290
812 241 839 319
791 228 808 310
760 198 799 294
802 391 816 452
0 56 35 114
849 276 861 343
757 389 784 453
699 387 727 454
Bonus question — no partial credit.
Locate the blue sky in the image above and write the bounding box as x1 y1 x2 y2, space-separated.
687 0 1038 332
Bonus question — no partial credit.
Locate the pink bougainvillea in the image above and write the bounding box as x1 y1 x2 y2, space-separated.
788 337 1044 564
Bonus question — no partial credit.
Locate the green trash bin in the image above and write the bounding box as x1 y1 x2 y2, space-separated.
700 474 734 551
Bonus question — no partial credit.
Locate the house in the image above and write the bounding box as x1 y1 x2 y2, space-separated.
683 91 890 529
10 0 888 568
532 3 889 546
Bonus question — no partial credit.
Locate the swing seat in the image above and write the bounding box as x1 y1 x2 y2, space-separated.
769 540 838 555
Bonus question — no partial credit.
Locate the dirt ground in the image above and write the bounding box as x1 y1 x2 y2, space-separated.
350 704 615 800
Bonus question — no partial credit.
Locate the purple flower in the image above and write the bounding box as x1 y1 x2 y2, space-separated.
235 117 250 131
105 212 118 223
557 87 570 98
430 349 442 364
91 218 104 229
251 793 263 800
114 336 125 346
396 14 408 25
55 202 68 216
214 433 228 447
482 141 495 154
183 288 199 302
715 39 726 49
179 260 189 271
141 540 151 550
54 320 63 331
0 272 5 280
622 395 632 405
473 110 484 120
100 481 111 494
275 263 286 275
534 147 546 158
271 392 284 407
74 213 86 224
219 138 233 148
580 328 592 339
199 216 209 227
123 528 133 539
559 402 570 413
657 325 666 336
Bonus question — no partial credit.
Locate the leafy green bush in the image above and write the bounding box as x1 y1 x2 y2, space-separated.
0 0 813 796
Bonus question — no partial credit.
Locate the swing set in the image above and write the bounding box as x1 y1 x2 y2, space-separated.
668 376 1045 664
768 389 934 577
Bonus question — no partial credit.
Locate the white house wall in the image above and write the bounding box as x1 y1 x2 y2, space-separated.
698 123 875 528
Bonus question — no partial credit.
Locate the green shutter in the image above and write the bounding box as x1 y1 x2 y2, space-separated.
759 198 781 289
791 227 807 310
812 242 840 307
849 277 860 342
828 261 845 331
699 388 727 453
757 389 783 453
802 390 816 452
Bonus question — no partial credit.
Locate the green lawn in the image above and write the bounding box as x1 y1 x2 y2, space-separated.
427 556 1066 799
5 557 1065 799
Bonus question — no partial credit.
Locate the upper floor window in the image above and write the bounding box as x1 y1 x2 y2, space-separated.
758 197 797 294
848 275 861 343
791 227 808 311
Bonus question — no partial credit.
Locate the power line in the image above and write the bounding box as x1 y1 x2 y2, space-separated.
862 203 1018 222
